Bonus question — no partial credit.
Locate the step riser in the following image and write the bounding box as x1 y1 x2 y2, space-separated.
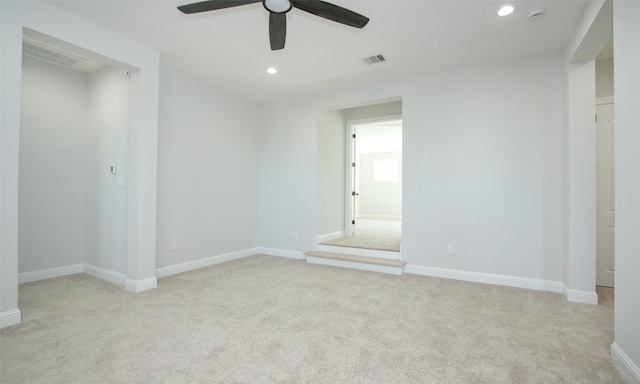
306 256 404 276
317 244 401 260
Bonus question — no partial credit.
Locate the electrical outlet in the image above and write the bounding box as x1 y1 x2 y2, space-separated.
171 241 177 251
447 245 454 255
292 233 299 240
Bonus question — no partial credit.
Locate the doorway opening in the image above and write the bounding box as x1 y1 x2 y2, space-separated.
321 118 402 252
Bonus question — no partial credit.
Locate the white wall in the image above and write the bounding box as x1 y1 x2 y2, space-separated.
561 0 611 303
402 54 564 280
316 110 346 236
260 52 564 282
156 67 260 268
358 152 402 217
612 1 640 381
2 0 160 326
259 103 319 254
84 66 131 273
345 101 402 121
563 59 596 298
20 60 132 276
18 56 87 273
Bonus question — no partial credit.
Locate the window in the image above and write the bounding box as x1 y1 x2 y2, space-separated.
374 159 398 182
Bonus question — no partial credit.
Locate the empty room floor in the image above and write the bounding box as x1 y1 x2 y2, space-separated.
0 255 624 383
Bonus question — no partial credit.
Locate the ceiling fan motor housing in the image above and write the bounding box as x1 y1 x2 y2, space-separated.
263 0 292 13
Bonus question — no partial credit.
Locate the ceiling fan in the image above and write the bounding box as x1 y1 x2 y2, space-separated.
178 0 369 51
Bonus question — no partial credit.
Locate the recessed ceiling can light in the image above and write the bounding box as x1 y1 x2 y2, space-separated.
498 5 514 16
266 67 278 74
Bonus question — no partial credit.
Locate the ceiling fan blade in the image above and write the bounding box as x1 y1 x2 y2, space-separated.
269 12 287 50
291 0 369 29
178 0 261 14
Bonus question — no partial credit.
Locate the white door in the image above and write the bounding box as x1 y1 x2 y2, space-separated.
351 126 358 236
596 102 615 287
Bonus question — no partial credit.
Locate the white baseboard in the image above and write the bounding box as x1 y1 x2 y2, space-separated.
404 264 563 293
156 248 259 278
257 247 306 260
18 264 83 283
19 264 157 293
0 309 22 329
562 284 599 305
612 342 640 384
125 277 157 293
83 264 127 285
316 231 345 244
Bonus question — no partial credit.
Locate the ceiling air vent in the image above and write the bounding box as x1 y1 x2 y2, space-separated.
363 54 387 65
22 40 87 68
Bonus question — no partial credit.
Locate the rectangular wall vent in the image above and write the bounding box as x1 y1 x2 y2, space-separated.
22 40 87 68
363 54 387 65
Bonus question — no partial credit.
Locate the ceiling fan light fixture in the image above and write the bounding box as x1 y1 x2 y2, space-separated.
498 5 514 16
263 0 292 14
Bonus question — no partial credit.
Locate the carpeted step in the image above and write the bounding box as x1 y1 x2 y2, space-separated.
317 244 401 260
304 251 406 275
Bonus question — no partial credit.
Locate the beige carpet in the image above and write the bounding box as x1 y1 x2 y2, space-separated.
0 255 624 383
322 218 401 252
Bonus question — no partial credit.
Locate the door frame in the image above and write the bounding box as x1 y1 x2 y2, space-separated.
344 114 402 237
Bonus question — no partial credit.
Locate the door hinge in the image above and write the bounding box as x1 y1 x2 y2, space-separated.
352 134 356 138
352 191 356 196
352 220 355 225
352 162 356 167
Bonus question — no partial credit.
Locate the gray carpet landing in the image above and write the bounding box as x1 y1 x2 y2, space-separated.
321 218 401 252
0 255 623 383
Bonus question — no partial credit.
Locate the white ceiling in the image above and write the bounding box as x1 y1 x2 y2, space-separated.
45 0 587 104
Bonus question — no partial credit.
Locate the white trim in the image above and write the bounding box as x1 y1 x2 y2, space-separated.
18 264 83 283
257 248 306 260
316 231 345 245
0 309 22 329
405 264 564 293
125 277 157 293
562 284 599 305
612 342 640 384
156 248 258 278
307 255 403 275
83 264 127 285
596 96 615 105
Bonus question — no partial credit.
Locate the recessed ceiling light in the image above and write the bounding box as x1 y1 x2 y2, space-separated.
498 5 514 16
266 67 277 74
